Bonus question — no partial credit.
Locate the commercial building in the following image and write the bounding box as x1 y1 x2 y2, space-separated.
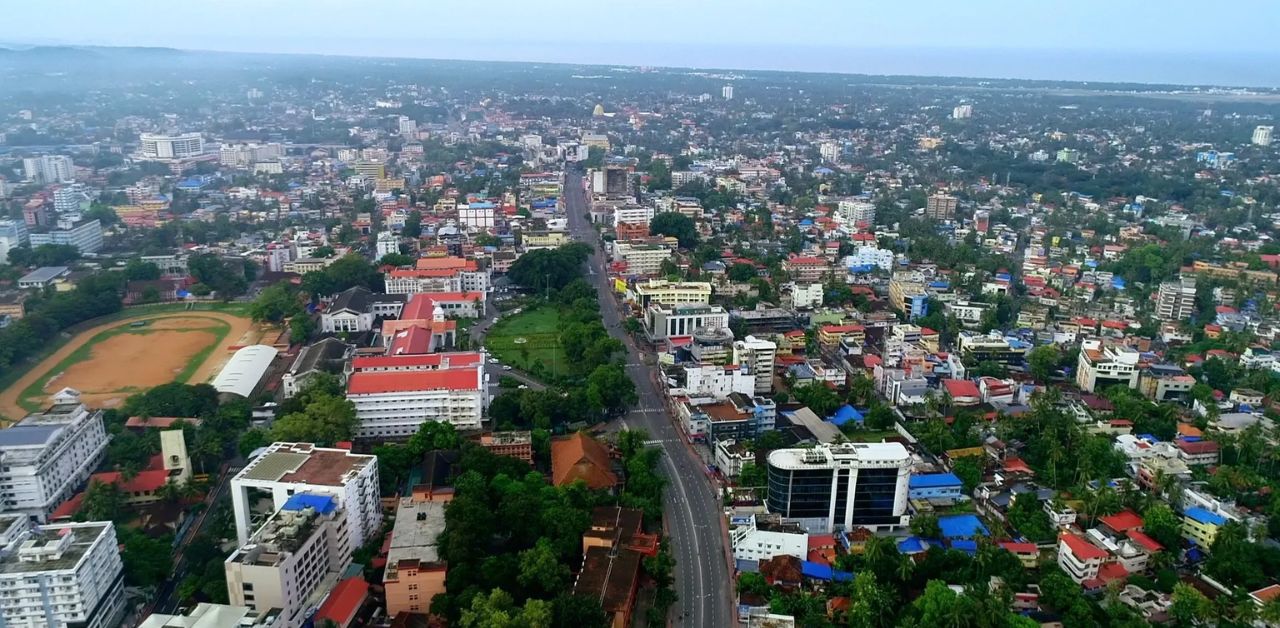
1076 339 1140 392
226 494 352 628
611 241 672 277
1253 125 1274 147
612 204 654 228
645 303 729 342
139 132 205 160
765 443 912 533
0 390 109 521
28 218 103 254
733 336 778 395
782 256 830 283
680 364 757 399
16 265 69 289
0 219 28 262
888 274 929 319
729 514 807 563
1156 277 1197 322
230 443 381 549
0 516 126 628
383 496 447 616
846 246 894 271
925 194 958 220
630 279 712 308
457 203 496 230
1137 364 1195 403
957 331 1030 369
837 200 875 226
346 357 488 436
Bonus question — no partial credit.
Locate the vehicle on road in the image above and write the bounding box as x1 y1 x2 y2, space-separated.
488 358 499 364
502 365 512 370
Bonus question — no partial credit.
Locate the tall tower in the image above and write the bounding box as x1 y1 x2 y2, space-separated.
160 429 191 484
722 84 734 100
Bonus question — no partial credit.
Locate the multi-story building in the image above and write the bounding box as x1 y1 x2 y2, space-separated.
0 219 29 262
1137 364 1195 403
138 132 204 160
957 331 1030 368
0 516 126 628
729 514 807 562
1253 125 1274 147
0 391 109 521
1182 507 1226 547
888 273 929 319
52 185 86 214
630 279 712 308
384 258 490 295
28 218 103 254
645 303 729 342
612 204 654 228
457 202 496 230
226 494 352 628
230 443 380 549
383 496 447 616
925 194 958 220
346 358 488 436
765 443 912 533
352 161 386 179
140 604 282 627
611 242 673 277
1076 339 1140 392
952 104 973 119
733 335 777 395
783 256 830 283
846 246 894 271
1156 277 1197 322
680 364 757 399
478 431 533 464
22 155 75 184
1057 533 1106 583
837 200 876 226
944 300 994 328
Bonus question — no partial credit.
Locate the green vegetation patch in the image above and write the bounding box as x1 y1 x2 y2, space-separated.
484 307 567 374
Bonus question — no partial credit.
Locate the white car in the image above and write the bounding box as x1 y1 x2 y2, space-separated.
488 358 499 364
502 365 513 371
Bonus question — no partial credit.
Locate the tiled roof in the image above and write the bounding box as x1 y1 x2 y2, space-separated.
347 369 479 394
550 433 617 490
1061 533 1108 561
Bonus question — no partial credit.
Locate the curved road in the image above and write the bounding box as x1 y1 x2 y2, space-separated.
564 170 734 627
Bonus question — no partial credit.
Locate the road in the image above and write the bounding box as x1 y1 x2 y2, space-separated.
564 169 734 627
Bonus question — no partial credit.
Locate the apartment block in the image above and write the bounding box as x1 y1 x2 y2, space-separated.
0 390 109 521
0 516 126 628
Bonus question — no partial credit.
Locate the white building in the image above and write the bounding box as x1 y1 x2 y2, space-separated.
611 241 673 277
836 200 875 226
139 132 205 160
230 443 381 549
1253 125 1274 147
952 104 973 119
819 141 841 163
346 358 488 437
765 443 912 533
0 516 126 628
612 205 654 228
630 280 713 307
28 218 103 254
943 300 994 328
0 390 109 521
140 604 282 628
457 203 496 230
1156 277 1197 322
722 84 734 100
52 186 87 213
1076 339 1140 392
729 514 808 563
845 246 894 271
733 336 777 395
211 345 279 398
645 303 729 342
787 282 824 310
0 219 29 262
680 364 757 399
397 116 418 137
226 494 351 628
1057 533 1106 584
22 156 74 184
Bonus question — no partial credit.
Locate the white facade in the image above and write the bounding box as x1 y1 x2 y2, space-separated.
376 231 399 258
612 205 654 228
1156 277 1197 322
952 104 973 119
1076 339 1140 392
787 283 824 310
0 219 29 262
612 242 673 276
226 496 351 628
139 132 205 159
845 246 894 271
729 515 808 562
765 443 912 533
0 517 126 628
681 364 757 399
645 304 729 342
722 84 734 100
458 204 496 230
22 156 74 184
27 219 103 254
0 393 109 521
230 443 381 549
733 336 777 395
836 200 875 226
631 280 713 307
346 364 488 437
1253 125 1273 146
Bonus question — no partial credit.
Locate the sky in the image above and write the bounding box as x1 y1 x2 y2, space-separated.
4 0 1280 85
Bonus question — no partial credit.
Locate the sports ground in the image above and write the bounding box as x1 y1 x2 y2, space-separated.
484 306 567 373
0 307 262 420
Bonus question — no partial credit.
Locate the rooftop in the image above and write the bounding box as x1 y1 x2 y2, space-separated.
347 369 480 394
384 498 446 582
237 442 375 486
0 522 111 575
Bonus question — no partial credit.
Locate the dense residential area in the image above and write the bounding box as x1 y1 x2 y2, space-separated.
1 38 1280 628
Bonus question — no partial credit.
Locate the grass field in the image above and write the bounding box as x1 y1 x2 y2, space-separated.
0 304 257 419
484 307 567 374
842 429 899 443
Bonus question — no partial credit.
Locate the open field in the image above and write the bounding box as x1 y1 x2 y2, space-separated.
484 307 567 374
0 308 260 419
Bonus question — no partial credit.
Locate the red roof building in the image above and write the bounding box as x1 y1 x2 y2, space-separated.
314 577 369 628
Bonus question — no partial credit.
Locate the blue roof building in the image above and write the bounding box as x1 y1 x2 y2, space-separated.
909 473 964 501
828 405 864 427
938 514 989 539
282 493 337 515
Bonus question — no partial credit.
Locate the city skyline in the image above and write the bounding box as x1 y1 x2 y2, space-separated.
4 0 1280 87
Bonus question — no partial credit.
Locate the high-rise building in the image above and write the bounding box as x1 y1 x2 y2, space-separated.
0 390 109 521
732 335 777 395
383 496 447 616
1253 125 1273 146
925 193 957 221
765 443 912 533
138 132 205 160
397 115 417 137
837 199 875 226
952 104 973 119
27 218 103 254
229 442 381 549
722 84 734 100
1156 276 1198 322
22 155 75 184
819 141 840 162
0 219 29 262
225 494 352 628
53 185 86 213
0 516 127 628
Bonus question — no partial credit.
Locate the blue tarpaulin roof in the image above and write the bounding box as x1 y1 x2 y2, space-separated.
282 493 337 514
801 561 853 582
938 514 989 539
898 537 927 554
829 405 864 426
909 473 962 489
1185 507 1226 526
950 540 979 554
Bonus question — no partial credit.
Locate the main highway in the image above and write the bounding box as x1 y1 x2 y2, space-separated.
563 169 734 627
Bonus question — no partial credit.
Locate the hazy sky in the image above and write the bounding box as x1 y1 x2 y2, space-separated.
4 1 1280 84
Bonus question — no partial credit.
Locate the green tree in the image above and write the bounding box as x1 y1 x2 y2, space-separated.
270 393 358 445
1169 583 1213 626
518 539 570 597
648 212 699 249
791 382 842 417
727 262 757 282
951 456 983 493
1141 504 1182 551
402 210 423 238
238 428 272 458
1027 344 1061 384
250 283 301 323
585 363 637 417
123 259 161 281
379 252 415 267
